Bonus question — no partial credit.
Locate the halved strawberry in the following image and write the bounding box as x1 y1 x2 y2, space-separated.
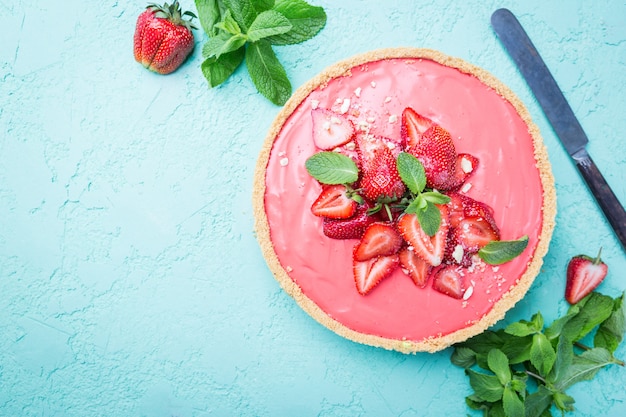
353 222 403 261
401 107 433 148
322 202 378 240
353 254 399 295
432 265 465 299
311 184 358 219
446 192 497 230
396 205 450 267
407 125 458 190
565 249 608 304
450 153 479 190
452 218 500 253
311 108 355 150
399 247 431 287
359 147 406 202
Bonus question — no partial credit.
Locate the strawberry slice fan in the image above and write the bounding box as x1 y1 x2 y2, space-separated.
254 48 556 353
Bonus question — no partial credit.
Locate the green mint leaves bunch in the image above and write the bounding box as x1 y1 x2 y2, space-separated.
451 291 626 417
194 0 327 105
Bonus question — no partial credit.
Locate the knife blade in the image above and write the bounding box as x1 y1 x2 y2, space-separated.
491 8 626 252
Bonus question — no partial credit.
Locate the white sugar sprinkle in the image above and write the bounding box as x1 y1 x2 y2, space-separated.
280 157 289 166
311 100 319 110
340 99 351 114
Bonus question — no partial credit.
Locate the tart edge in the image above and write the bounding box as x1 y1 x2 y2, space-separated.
252 47 557 354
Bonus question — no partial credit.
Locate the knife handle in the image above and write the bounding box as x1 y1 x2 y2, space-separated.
573 149 626 252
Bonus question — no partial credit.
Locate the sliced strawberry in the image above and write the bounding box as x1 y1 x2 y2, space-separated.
446 192 497 230
353 222 403 261
432 265 465 299
565 250 608 304
449 153 479 190
399 247 431 287
322 202 378 240
359 147 406 202
396 205 450 267
401 107 433 148
311 184 357 219
311 108 355 150
407 125 458 190
453 218 500 254
353 254 400 295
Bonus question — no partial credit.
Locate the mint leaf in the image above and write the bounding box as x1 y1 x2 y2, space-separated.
201 48 245 87
416 201 441 237
245 40 292 105
594 292 625 353
478 235 529 265
195 0 225 36
524 385 553 417
466 369 504 402
502 386 524 417
251 0 275 13
530 332 556 376
545 304 580 341
501 334 533 364
202 33 247 59
247 10 293 42
396 152 426 194
555 347 617 390
487 349 511 385
305 152 358 185
421 191 450 205
266 0 327 45
221 0 257 31
547 334 574 385
553 391 575 413
451 346 477 369
561 292 614 342
214 9 242 35
505 312 543 337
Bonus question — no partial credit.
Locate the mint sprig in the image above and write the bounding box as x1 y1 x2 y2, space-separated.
305 152 359 185
479 235 530 265
396 152 450 236
194 0 327 105
452 291 626 417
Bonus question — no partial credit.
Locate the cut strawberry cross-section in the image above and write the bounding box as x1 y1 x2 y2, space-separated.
311 108 355 150
432 265 465 299
401 107 433 148
565 250 608 304
353 254 400 295
397 205 450 267
353 222 403 261
322 202 379 240
399 247 431 288
311 184 358 219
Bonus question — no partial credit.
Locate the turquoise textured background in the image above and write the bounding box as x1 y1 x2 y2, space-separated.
1 1 625 416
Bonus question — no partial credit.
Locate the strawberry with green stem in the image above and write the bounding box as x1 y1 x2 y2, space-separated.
565 248 609 304
134 1 197 74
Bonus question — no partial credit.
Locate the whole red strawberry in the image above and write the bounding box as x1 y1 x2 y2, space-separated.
134 1 196 74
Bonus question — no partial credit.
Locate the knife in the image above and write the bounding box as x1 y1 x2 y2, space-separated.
491 8 626 252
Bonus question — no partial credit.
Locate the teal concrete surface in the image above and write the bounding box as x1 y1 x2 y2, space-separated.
1 0 625 416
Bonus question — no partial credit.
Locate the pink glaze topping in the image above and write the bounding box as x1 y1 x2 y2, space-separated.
263 58 544 342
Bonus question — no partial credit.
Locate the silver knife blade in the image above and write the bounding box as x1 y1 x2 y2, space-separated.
491 8 626 251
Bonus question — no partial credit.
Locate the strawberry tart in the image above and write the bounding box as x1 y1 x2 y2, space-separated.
253 48 556 353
